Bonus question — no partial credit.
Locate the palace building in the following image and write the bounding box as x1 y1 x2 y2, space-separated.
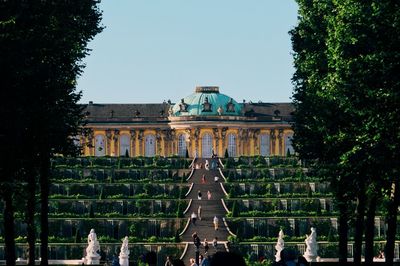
81 86 294 158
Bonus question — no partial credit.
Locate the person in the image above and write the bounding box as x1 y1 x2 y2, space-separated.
199 254 210 266
212 237 218 251
201 174 206 183
197 205 202 220
214 176 219 183
191 212 197 225
189 258 198 266
213 216 219 230
205 160 209 170
165 255 173 266
197 190 202 200
203 238 209 254
207 190 212 200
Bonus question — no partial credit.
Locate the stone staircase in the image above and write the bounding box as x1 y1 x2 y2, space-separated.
180 158 230 263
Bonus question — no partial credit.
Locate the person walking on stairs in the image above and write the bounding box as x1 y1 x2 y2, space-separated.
207 190 212 200
214 175 219 183
212 237 218 251
191 212 198 225
203 238 209 254
198 205 202 220
213 216 219 231
201 174 206 184
197 190 202 200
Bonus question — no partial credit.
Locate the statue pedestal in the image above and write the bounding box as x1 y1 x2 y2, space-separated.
119 255 129 266
85 255 100 265
303 252 317 262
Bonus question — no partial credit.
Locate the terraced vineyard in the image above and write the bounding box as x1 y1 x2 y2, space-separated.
220 156 394 264
0 156 398 265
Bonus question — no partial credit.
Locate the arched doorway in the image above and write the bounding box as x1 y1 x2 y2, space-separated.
178 134 187 157
202 133 213 158
260 133 270 156
227 133 237 157
94 135 105 157
119 134 130 156
145 134 156 157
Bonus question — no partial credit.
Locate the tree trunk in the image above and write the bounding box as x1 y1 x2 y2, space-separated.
353 190 366 265
385 179 400 265
338 200 348 263
4 191 16 266
40 155 50 266
26 166 36 266
365 192 378 264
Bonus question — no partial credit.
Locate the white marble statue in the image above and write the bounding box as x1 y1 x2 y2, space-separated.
85 228 101 265
275 229 285 262
217 106 223 115
119 236 130 266
304 227 319 262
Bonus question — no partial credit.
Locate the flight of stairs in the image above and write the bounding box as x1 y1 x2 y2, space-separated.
180 158 229 263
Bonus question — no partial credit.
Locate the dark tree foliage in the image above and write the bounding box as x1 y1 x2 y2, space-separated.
291 0 400 264
0 1 103 265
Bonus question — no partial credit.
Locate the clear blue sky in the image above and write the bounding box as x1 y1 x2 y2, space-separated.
77 1 299 104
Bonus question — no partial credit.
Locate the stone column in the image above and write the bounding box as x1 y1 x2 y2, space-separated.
185 128 192 157
105 129 112 156
278 129 284 156
193 128 200 157
85 128 94 156
113 129 120 156
221 127 228 155
156 129 162 156
130 129 136 157
212 128 220 156
138 129 144 156
270 129 276 156
253 129 260 155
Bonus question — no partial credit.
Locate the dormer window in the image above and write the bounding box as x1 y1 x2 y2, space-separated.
226 98 235 112
179 98 188 112
202 96 212 112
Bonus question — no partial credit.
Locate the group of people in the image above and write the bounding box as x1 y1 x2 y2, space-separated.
189 232 219 265
194 159 220 171
197 190 213 200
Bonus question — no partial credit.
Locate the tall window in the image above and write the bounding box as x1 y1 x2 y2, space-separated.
227 133 237 157
260 133 270 156
202 133 213 158
178 134 187 157
145 134 156 157
94 135 105 157
119 134 130 156
285 134 295 156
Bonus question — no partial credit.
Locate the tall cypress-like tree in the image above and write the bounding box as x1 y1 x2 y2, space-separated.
0 1 102 265
291 0 400 264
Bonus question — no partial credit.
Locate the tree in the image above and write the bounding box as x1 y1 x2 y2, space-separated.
291 0 400 264
0 1 103 265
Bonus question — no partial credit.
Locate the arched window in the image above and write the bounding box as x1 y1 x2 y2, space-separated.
202 133 213 158
119 134 130 157
145 134 156 157
227 133 237 157
285 134 295 156
178 134 187 157
260 133 270 156
94 135 105 157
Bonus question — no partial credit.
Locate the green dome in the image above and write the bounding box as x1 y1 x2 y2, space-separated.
172 86 242 116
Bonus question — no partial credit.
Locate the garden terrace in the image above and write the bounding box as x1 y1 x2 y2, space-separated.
226 217 388 242
222 168 320 182
6 218 188 245
0 243 186 264
52 156 192 169
49 183 190 199
221 156 301 169
46 199 189 218
51 168 191 183
225 198 336 217
224 182 331 198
